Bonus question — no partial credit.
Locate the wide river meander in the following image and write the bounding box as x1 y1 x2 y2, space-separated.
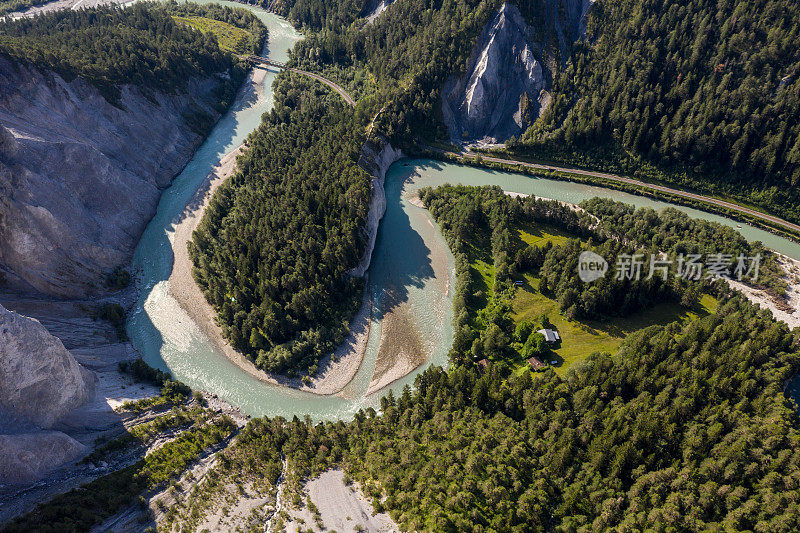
128 4 800 420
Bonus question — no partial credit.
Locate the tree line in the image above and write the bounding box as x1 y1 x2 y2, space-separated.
0 2 265 104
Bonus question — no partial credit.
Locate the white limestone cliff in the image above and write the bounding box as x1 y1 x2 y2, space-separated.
442 0 594 145
348 138 403 277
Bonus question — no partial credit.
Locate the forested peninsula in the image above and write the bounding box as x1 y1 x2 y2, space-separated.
189 73 370 377
5 1 800 532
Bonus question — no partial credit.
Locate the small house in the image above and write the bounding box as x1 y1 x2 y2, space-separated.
527 356 545 370
537 328 560 343
476 359 489 374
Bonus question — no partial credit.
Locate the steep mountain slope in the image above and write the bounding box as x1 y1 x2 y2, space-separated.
0 303 94 485
519 0 800 219
0 4 260 298
443 1 592 144
0 303 94 427
0 57 223 298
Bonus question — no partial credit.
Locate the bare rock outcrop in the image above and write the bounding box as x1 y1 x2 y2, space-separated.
0 303 94 429
363 0 394 23
0 56 223 298
442 1 593 145
0 431 87 485
349 137 403 277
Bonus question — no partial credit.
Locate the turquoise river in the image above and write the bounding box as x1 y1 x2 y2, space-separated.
127 4 800 420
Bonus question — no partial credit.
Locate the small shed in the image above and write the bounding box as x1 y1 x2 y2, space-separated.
527 356 545 370
537 328 560 343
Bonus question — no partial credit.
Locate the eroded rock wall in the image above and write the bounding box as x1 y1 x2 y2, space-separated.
0 303 94 429
364 0 394 23
442 1 593 145
0 56 222 298
349 137 403 277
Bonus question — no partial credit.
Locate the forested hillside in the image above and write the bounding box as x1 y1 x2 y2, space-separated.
287 0 503 141
263 0 800 221
517 0 800 217
148 295 800 532
525 0 800 182
189 73 370 376
0 2 262 103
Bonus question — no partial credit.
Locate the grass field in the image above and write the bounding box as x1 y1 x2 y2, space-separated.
512 275 718 375
171 15 254 55
517 221 572 248
461 212 719 377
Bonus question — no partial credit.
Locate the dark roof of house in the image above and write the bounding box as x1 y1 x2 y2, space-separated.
527 356 545 370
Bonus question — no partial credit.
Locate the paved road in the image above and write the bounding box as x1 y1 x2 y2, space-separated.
431 148 800 236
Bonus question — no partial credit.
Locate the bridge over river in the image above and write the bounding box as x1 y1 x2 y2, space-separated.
242 55 356 107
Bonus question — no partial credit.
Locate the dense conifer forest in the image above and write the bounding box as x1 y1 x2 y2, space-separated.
0 0 47 16
0 2 264 103
189 73 370 376
252 0 800 220
522 0 800 188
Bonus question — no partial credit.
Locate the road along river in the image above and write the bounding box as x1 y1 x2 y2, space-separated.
127 3 800 420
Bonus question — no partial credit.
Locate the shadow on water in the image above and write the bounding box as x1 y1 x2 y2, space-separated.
127 49 263 375
370 166 436 321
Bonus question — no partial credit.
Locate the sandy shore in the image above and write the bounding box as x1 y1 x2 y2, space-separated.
282 469 398 532
166 74 370 396
729 254 800 330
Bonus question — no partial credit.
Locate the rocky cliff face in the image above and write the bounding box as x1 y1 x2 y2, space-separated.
442 1 593 145
0 56 222 298
363 0 394 23
0 303 94 428
0 431 88 485
349 137 403 277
